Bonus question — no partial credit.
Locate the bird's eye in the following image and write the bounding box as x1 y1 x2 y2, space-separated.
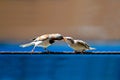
32 38 36 40
49 40 55 44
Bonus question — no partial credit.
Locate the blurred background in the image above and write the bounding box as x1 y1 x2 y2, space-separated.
0 0 120 41
0 0 120 80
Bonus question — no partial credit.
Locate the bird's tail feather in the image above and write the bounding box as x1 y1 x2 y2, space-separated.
20 42 34 48
89 47 96 50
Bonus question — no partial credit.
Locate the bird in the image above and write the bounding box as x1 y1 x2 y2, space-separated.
20 33 66 52
64 37 95 53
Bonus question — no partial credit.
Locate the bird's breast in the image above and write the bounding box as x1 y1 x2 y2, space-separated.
70 43 87 51
40 39 51 47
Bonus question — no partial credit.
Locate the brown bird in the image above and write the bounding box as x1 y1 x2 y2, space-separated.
64 37 95 53
20 33 66 52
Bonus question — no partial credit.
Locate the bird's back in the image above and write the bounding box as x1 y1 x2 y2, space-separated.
35 34 49 41
74 40 90 49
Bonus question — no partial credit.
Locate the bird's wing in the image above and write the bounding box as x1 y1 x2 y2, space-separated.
75 40 90 49
35 34 49 41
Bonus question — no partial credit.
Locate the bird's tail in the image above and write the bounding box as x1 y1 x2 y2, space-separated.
89 47 96 50
20 42 34 48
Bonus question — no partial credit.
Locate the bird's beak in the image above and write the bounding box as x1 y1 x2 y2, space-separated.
63 37 67 42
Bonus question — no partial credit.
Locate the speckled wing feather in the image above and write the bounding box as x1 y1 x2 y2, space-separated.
75 40 90 49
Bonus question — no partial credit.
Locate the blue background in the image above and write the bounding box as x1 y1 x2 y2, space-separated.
0 41 120 80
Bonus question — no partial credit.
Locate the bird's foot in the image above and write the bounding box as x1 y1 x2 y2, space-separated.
44 48 51 53
74 51 80 54
31 50 34 54
74 51 85 54
46 50 51 53
81 50 86 54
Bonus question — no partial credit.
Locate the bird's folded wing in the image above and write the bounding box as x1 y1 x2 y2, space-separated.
76 40 90 49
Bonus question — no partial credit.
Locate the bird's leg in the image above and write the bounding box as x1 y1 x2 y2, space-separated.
74 50 79 54
74 51 77 53
74 50 85 54
44 48 50 53
81 50 85 54
31 45 36 53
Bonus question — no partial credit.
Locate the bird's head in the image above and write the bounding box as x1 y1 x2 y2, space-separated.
63 37 74 44
32 38 36 40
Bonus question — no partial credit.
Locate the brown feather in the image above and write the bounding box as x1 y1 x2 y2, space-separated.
76 41 90 49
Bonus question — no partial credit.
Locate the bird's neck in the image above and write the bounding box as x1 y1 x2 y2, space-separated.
66 40 74 45
49 40 55 44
